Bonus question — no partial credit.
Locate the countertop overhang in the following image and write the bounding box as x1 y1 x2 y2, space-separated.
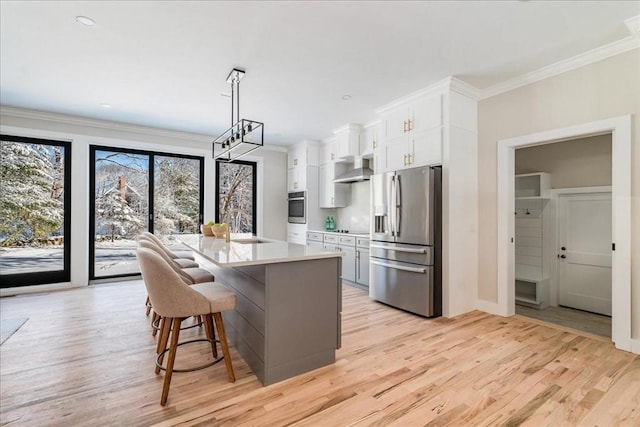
177 233 343 268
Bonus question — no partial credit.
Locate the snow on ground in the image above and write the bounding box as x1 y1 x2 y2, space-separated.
0 238 190 277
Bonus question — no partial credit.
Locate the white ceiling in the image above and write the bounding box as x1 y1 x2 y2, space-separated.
1 1 638 146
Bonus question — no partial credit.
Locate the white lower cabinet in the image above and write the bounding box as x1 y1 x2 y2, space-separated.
288 223 307 245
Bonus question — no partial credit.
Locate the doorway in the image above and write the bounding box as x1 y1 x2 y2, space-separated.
496 115 632 352
513 135 613 338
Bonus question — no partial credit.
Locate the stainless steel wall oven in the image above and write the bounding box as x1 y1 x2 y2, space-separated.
287 191 306 224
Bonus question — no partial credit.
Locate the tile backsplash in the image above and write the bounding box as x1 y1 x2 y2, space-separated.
335 180 370 232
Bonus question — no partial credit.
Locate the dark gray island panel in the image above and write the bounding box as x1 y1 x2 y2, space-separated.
200 256 342 386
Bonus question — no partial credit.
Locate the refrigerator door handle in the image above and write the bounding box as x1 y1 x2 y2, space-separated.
370 244 427 254
371 259 426 274
395 175 401 237
389 175 396 236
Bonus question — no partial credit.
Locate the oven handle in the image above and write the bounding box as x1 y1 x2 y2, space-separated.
370 243 427 254
370 259 426 274
288 197 305 201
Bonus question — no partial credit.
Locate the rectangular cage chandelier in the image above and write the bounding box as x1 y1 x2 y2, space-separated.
212 68 264 162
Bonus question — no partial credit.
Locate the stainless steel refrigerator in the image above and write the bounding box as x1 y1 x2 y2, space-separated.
369 165 442 317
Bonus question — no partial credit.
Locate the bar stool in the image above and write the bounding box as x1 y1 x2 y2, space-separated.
136 247 236 406
138 235 198 268
141 231 195 261
137 239 215 336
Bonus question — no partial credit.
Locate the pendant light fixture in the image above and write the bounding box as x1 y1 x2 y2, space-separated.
212 68 264 162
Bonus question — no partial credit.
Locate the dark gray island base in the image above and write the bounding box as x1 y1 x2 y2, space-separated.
198 255 342 386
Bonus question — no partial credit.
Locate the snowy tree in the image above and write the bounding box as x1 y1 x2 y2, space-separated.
96 189 142 242
0 140 64 245
218 162 254 233
154 157 200 234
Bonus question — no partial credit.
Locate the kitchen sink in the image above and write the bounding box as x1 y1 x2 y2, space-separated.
232 238 267 244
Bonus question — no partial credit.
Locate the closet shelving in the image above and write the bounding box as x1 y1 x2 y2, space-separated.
515 172 551 308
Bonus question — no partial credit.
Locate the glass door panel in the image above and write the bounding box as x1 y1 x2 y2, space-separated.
216 160 256 234
91 149 149 279
154 156 202 235
0 135 71 288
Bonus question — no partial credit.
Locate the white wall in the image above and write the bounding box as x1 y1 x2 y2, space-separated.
516 134 612 188
0 108 287 292
477 49 639 338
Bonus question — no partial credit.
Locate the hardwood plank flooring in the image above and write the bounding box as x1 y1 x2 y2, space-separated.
1 280 638 426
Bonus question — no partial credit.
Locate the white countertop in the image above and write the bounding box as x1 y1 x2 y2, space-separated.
177 233 343 268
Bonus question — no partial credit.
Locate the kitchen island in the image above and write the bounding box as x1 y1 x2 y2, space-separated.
178 234 343 386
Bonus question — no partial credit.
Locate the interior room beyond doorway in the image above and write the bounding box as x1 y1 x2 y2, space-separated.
514 133 612 339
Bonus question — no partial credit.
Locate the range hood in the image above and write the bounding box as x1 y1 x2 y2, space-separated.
333 157 373 183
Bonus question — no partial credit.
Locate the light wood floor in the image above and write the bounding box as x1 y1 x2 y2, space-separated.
1 280 638 426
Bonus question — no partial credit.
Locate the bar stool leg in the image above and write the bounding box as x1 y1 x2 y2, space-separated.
156 317 172 374
203 314 217 358
213 312 235 382
161 317 182 406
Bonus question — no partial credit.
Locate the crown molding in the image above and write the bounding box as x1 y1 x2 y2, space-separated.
625 15 640 39
478 36 640 100
0 106 213 142
375 77 451 115
0 106 287 152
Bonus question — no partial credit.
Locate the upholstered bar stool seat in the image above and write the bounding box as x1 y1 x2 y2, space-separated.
172 257 199 268
141 231 195 260
136 247 236 406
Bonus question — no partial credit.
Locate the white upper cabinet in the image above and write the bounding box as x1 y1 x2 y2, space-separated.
382 94 442 140
377 93 444 172
287 141 319 191
320 138 337 165
318 162 350 208
334 124 361 160
360 121 379 158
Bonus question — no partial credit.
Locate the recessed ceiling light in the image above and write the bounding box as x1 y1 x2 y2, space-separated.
341 95 352 101
76 16 96 27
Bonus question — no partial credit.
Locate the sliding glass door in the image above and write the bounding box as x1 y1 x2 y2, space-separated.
0 135 71 288
215 160 257 234
90 146 203 280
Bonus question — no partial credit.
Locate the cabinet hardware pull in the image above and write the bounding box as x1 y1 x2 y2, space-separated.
373 140 377 148
408 119 413 131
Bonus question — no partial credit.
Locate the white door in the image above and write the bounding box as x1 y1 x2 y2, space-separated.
557 192 612 316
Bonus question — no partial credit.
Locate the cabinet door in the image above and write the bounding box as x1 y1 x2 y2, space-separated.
382 106 409 140
320 140 336 165
288 167 306 191
318 163 334 207
385 137 411 172
336 130 359 160
357 248 370 286
341 245 356 282
410 127 442 167
287 169 296 191
360 123 378 157
288 145 305 169
409 94 442 133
